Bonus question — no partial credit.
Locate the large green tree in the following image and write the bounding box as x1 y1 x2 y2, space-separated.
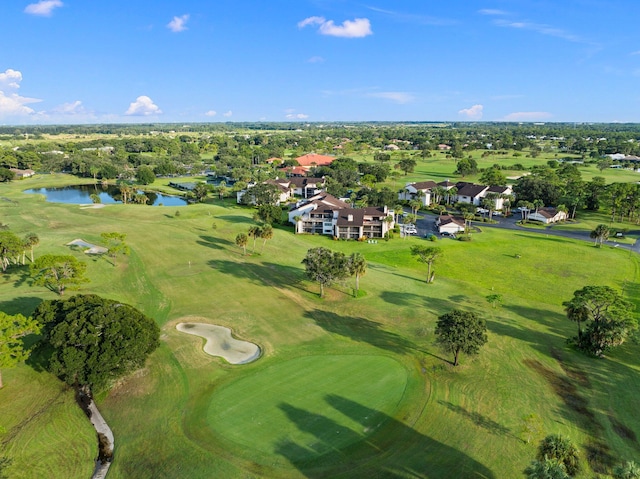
0 312 40 388
302 247 350 298
0 231 23 272
30 255 89 296
33 294 160 392
100 232 130 266
563 286 636 357
135 165 155 185
435 309 488 366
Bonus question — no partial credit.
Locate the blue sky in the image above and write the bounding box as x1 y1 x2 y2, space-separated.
2 0 640 124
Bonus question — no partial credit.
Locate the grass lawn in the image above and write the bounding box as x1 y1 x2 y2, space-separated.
0 173 639 478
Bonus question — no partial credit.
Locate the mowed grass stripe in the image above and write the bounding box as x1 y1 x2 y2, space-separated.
207 355 407 460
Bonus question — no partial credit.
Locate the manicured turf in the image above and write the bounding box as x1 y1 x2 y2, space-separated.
207 354 408 461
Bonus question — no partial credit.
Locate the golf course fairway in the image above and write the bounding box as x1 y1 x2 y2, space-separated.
206 355 408 461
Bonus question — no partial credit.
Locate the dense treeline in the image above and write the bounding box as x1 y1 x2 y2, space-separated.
5 122 640 215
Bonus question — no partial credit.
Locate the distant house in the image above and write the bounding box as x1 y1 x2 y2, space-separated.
399 179 512 210
436 214 465 234
9 168 35 178
437 144 452 150
236 177 327 205
398 181 438 206
455 183 490 206
288 177 326 198
295 153 336 170
527 207 567 224
288 192 394 238
236 179 291 205
454 182 512 210
384 144 400 151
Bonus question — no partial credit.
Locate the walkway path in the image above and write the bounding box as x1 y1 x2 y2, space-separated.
85 397 114 479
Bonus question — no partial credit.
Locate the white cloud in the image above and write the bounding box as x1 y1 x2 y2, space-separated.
368 91 415 104
0 92 41 117
631 51 640 56
298 16 325 28
0 69 23 90
298 16 372 38
307 56 325 63
367 6 456 26
204 110 217 117
223 110 232 117
51 100 85 115
285 113 309 119
494 19 584 43
24 0 63 16
167 14 189 33
478 9 508 16
458 104 484 120
125 96 162 116
503 111 552 121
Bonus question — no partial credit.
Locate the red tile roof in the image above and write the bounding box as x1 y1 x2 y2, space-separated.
295 153 336 167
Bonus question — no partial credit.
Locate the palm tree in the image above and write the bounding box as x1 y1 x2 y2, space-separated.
613 460 640 479
409 199 422 215
394 203 405 223
533 199 544 214
293 215 303 234
348 252 367 297
535 434 580 477
235 233 248 256
23 233 39 263
524 458 570 479
446 186 458 205
464 213 475 234
410 245 442 283
432 186 446 205
248 225 262 253
260 224 273 253
590 224 610 247
216 182 228 201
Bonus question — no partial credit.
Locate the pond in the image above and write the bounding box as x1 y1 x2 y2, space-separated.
24 185 189 206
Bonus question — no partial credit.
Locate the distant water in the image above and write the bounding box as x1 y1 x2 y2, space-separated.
24 185 188 206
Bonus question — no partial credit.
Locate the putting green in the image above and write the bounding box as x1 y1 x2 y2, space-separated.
207 354 408 461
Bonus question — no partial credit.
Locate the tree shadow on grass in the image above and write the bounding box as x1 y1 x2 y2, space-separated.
304 309 416 354
275 395 496 478
207 259 305 290
436 400 517 441
197 235 234 250
217 214 255 224
0 296 43 315
379 291 467 316
502 303 570 338
523 358 618 474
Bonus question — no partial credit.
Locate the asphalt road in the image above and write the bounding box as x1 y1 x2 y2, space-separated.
413 211 640 254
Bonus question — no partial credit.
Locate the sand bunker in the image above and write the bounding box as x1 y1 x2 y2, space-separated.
66 239 108 255
176 323 260 365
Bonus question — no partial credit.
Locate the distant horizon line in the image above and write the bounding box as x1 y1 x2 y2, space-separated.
1 120 638 128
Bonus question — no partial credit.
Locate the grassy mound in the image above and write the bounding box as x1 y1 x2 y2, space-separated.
206 355 408 461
